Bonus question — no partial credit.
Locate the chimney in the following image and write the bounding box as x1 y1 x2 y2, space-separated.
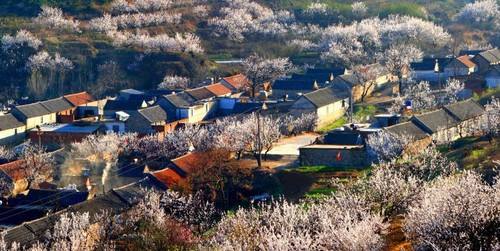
434 59 440 73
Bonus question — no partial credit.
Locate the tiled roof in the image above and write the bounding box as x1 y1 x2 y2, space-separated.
476 48 500 64
14 103 51 118
151 168 182 188
8 189 88 209
444 99 484 121
302 87 347 108
138 105 167 123
63 92 95 106
205 83 232 96
163 92 196 108
0 114 24 130
40 97 74 113
306 67 346 76
273 79 318 91
104 99 146 111
0 160 26 181
410 58 453 72
336 74 363 85
222 74 249 89
385 121 429 140
186 87 216 101
170 152 208 177
412 109 460 133
291 73 334 83
456 55 476 68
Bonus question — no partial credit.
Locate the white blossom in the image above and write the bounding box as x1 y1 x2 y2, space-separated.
440 78 465 105
404 171 500 250
351 2 368 18
110 0 173 14
366 129 413 162
34 6 80 32
209 0 295 41
243 54 293 97
1 30 42 51
27 51 74 71
455 0 499 26
158 75 190 90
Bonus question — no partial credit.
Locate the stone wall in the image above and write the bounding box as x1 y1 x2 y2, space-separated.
299 146 369 168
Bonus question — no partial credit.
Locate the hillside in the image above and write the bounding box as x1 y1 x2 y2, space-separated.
0 0 495 102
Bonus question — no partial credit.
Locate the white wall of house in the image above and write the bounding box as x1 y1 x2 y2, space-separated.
25 114 56 130
290 97 348 127
0 126 26 145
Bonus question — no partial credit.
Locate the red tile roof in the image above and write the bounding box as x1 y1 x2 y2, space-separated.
222 74 249 90
456 55 476 68
64 92 95 106
151 168 183 188
171 152 209 175
205 83 232 96
0 160 26 181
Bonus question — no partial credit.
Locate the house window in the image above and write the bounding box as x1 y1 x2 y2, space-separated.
342 100 346 108
41 116 44 123
14 129 17 135
189 109 193 117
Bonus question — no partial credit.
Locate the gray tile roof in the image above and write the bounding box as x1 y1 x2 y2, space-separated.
104 99 146 111
385 121 429 140
444 99 484 121
14 103 51 118
40 97 74 113
273 79 318 91
0 114 24 130
2 225 36 246
412 109 460 133
163 92 196 108
477 48 500 64
302 87 348 108
336 74 362 85
138 106 168 123
186 87 216 101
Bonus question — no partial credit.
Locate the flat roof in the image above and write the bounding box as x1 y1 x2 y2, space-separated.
30 124 101 133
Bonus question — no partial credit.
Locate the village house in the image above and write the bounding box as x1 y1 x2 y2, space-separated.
124 105 173 136
289 87 349 128
0 114 26 145
11 102 55 130
220 74 250 93
103 98 148 118
410 57 453 84
444 55 477 77
443 99 485 138
484 65 500 88
28 123 106 145
63 92 103 119
472 48 500 73
384 121 432 155
411 109 461 144
39 97 75 123
150 168 183 189
157 92 214 123
271 79 320 100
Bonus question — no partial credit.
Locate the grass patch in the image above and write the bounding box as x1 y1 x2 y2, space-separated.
317 117 347 133
354 104 379 122
305 187 336 199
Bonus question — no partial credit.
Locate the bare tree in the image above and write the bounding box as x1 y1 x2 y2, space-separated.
19 143 53 189
243 54 293 98
382 44 423 94
353 64 383 102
